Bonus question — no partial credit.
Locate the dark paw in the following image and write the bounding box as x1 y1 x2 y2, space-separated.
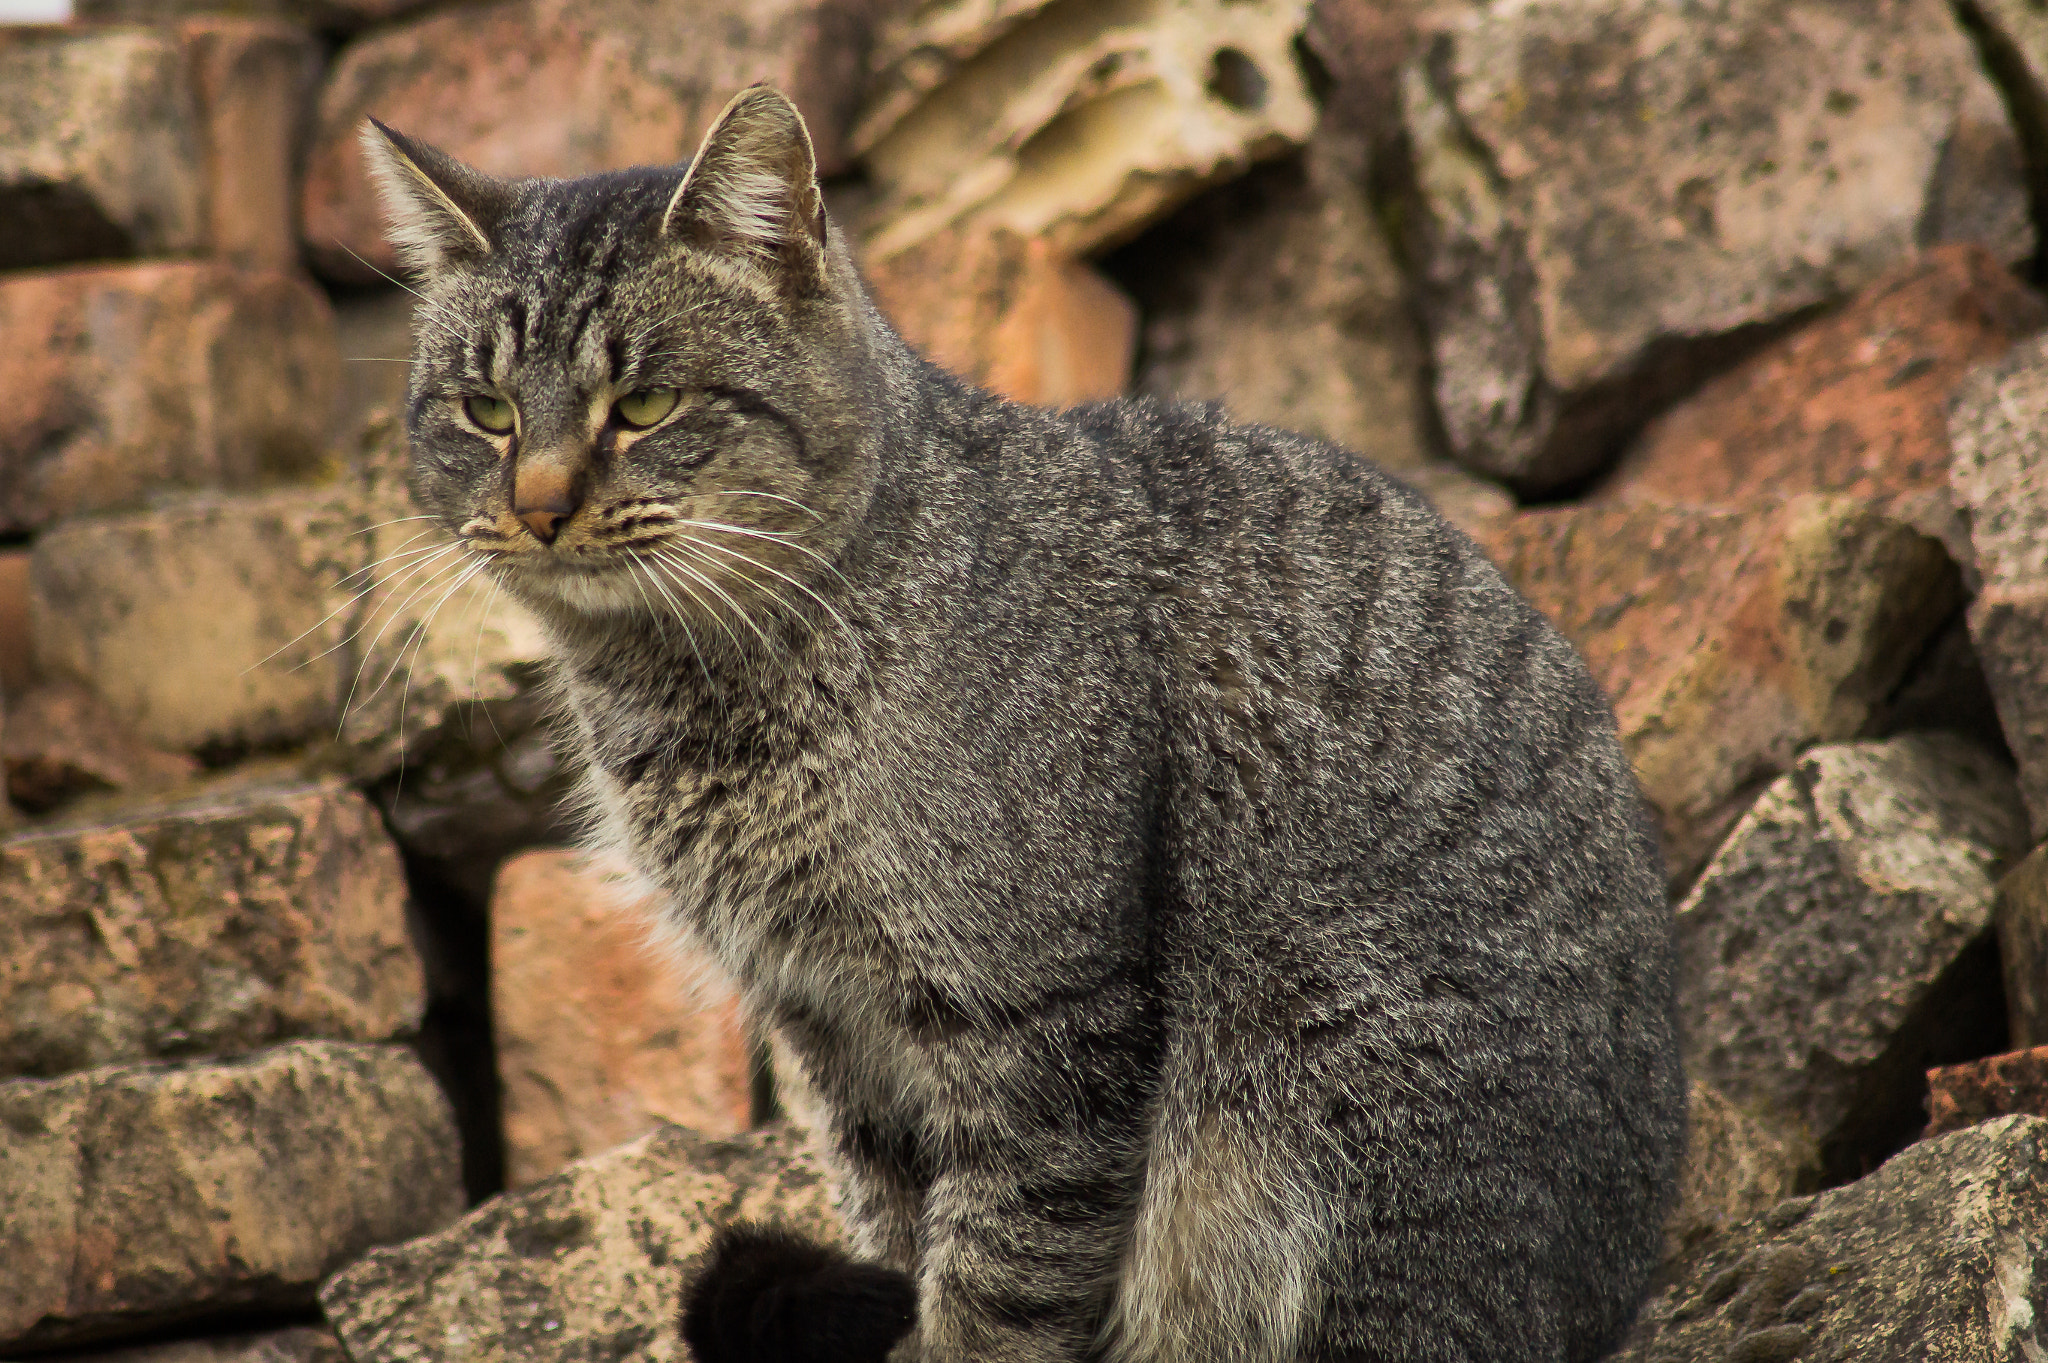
680 1222 917 1363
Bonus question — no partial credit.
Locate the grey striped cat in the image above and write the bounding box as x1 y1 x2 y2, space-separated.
364 86 1684 1363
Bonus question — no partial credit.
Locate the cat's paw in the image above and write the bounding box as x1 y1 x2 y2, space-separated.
679 1221 917 1363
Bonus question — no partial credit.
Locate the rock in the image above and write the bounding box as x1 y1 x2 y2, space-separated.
0 261 340 536
1673 733 2027 1183
1664 1081 1810 1259
373 714 574 902
1928 1046 2048 1138
321 1123 837 1363
31 1326 347 1363
179 19 324 271
0 547 30 696
1 680 198 814
1484 497 1962 880
864 227 1137 407
1613 1115 2048 1362
0 26 206 269
1999 843 2048 1048
0 1040 462 1354
330 289 412 447
494 851 755 1188
1949 332 2048 840
1118 139 1433 478
0 770 423 1077
78 0 434 28
1402 0 2032 493
1600 243 2047 565
854 0 1319 259
301 0 885 283
29 486 367 755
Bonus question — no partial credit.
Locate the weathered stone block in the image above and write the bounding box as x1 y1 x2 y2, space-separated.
1664 1081 1809 1259
2 680 199 814
1485 497 1962 879
494 850 754 1189
0 772 423 1077
854 0 1318 258
35 1326 346 1363
79 0 433 26
1615 1115 2048 1362
321 1123 836 1363
1999 843 2048 1048
1950 332 2048 839
0 1041 462 1354
864 227 1137 408
29 487 366 754
0 27 206 269
0 261 340 535
0 546 30 696
179 19 324 271
1928 1045 2048 1138
1674 733 2027 1180
301 0 885 282
1601 242 2047 564
1403 0 2031 491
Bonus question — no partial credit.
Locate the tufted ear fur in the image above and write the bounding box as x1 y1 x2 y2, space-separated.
358 118 511 276
663 85 828 294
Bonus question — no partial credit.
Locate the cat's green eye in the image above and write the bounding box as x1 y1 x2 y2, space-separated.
615 388 681 430
463 394 516 435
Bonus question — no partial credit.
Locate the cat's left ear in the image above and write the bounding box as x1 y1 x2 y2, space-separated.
358 118 512 277
663 85 828 295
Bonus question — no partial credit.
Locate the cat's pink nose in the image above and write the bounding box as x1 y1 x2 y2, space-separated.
514 462 581 545
518 503 572 544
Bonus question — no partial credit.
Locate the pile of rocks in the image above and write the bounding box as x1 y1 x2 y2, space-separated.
5 0 2048 1358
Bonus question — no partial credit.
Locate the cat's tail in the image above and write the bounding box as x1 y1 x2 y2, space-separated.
680 1222 918 1363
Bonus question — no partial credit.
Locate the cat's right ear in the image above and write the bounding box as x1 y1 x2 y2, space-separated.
358 119 510 277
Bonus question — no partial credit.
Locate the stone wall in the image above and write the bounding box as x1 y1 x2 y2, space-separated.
5 0 2048 1357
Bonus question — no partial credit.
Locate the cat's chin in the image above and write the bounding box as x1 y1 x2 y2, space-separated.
499 561 651 620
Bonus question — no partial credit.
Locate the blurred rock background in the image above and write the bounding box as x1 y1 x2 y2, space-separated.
4 0 2048 1358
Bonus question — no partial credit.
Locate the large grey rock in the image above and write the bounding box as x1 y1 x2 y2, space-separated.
1950 333 2048 841
1402 0 2030 492
1616 1115 2048 1362
0 771 423 1077
1664 1081 1808 1260
0 1041 462 1354
322 1123 836 1363
1674 733 2028 1182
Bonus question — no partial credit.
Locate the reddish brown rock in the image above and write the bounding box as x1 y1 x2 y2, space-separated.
1601 244 2047 560
1926 1045 2048 1137
0 26 206 270
0 547 28 696
1484 497 1961 880
301 0 883 282
0 261 339 535
1 680 198 813
494 850 753 1189
0 771 424 1077
0 1040 462 1354
1999 843 2048 1048
179 19 324 271
865 228 1136 408
80 0 434 25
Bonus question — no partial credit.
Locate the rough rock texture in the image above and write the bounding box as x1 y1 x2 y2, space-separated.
301 0 886 282
854 0 1319 259
1484 497 1962 879
0 772 423 1077
322 1123 838 1363
0 27 206 269
1665 1081 1809 1258
494 850 755 1189
0 1041 462 1354
29 487 367 755
1949 332 2048 839
2 681 199 814
0 261 340 536
1403 0 2032 492
0 548 27 697
864 227 1137 407
40 1327 347 1363
1674 733 2027 1182
79 0 435 27
1600 243 2047 564
1929 1046 2048 1138
2000 843 2048 1048
1614 1115 2048 1362
179 19 324 271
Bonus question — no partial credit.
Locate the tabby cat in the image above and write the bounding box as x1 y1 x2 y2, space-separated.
364 86 1684 1363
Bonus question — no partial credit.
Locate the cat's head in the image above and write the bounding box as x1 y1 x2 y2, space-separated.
361 86 881 624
